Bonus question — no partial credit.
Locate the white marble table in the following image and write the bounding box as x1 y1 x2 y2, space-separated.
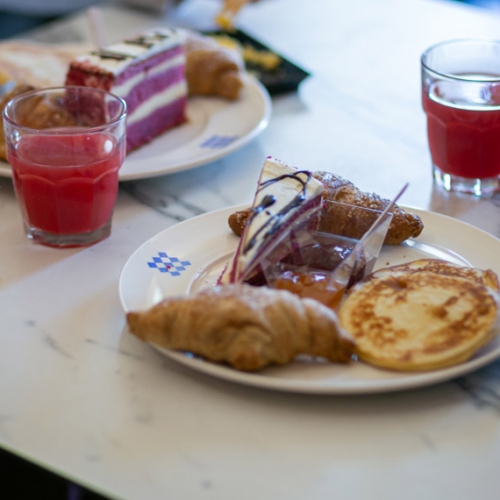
2 0 500 499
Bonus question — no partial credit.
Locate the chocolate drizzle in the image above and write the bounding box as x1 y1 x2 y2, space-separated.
243 171 313 254
124 32 171 49
91 49 135 61
124 36 155 49
93 30 176 61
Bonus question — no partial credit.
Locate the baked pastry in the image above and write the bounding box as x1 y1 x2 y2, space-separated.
0 41 86 88
228 171 424 245
0 42 86 161
220 156 324 284
0 84 34 160
127 284 355 372
314 171 424 244
368 258 500 292
184 32 245 100
338 264 499 371
66 27 187 152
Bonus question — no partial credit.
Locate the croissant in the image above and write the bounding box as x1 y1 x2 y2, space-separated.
228 172 424 245
184 33 245 101
127 284 355 372
0 84 34 160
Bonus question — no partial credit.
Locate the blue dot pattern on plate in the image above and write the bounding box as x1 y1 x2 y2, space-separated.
147 252 192 276
200 135 239 148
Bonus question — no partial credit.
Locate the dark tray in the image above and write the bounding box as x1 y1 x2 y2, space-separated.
204 29 311 95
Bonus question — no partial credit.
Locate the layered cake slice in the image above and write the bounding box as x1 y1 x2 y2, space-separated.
220 157 324 284
65 28 187 152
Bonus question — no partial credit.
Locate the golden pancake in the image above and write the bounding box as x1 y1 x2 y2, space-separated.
370 258 499 292
338 270 499 371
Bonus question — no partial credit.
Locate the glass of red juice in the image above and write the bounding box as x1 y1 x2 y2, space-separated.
421 39 500 196
3 86 127 247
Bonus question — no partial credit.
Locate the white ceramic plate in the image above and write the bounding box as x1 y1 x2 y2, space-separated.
0 77 271 181
119 205 500 394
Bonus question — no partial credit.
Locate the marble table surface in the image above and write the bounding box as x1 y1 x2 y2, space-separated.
1 0 500 499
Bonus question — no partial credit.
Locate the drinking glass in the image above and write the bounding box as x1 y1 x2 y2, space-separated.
421 39 500 196
3 86 127 247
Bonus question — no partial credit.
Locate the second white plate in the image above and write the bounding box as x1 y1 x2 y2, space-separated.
0 77 271 181
119 205 500 394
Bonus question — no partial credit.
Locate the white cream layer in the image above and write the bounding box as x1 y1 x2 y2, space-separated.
112 54 184 97
127 80 187 125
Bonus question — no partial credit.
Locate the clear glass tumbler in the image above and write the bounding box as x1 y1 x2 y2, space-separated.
3 86 127 247
421 39 500 196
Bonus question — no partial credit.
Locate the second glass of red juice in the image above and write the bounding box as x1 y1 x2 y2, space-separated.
3 86 127 247
421 39 500 196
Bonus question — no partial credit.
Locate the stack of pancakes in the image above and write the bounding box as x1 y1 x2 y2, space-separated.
338 259 500 371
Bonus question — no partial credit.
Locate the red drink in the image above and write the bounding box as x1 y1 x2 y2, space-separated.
8 132 124 239
423 80 500 179
3 86 127 246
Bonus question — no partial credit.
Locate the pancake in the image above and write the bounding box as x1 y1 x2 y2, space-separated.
370 258 499 292
338 269 499 371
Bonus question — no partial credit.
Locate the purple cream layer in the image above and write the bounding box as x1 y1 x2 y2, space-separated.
126 97 187 152
123 64 185 116
114 45 184 83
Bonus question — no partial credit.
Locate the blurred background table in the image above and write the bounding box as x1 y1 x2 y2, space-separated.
1 0 500 499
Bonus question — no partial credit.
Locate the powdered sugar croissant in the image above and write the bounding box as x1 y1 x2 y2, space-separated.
127 284 355 372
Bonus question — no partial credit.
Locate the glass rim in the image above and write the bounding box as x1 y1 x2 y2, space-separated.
421 38 500 83
2 85 127 134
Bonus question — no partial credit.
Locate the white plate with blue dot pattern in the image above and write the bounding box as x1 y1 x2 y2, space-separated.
119 204 500 394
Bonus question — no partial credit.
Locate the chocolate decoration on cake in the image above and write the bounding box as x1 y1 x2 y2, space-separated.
219 158 324 285
91 50 136 61
123 37 155 49
124 32 172 49
244 172 313 254
153 32 171 40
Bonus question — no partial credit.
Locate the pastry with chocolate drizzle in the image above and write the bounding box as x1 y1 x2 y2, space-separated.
229 171 424 245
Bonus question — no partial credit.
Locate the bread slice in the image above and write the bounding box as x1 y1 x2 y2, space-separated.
338 268 499 371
